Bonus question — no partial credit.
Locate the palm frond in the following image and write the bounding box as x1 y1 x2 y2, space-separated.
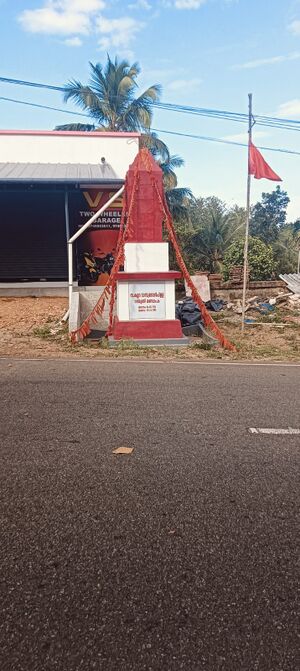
166 187 194 222
54 123 96 131
165 154 184 169
141 133 171 163
57 58 187 195
122 85 161 131
63 82 106 121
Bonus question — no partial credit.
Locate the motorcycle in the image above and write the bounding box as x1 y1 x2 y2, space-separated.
79 251 115 284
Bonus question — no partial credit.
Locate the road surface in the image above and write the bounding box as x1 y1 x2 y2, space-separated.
0 359 299 670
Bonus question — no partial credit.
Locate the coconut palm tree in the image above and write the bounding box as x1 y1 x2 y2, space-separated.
56 57 160 132
183 197 245 273
56 57 170 160
55 56 192 220
156 154 193 221
56 57 171 160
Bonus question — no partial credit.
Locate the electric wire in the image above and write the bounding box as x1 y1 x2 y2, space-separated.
1 75 300 133
0 96 91 118
0 76 65 92
0 93 298 157
151 127 300 156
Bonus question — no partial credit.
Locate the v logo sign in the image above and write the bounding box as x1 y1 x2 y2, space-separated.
83 191 103 208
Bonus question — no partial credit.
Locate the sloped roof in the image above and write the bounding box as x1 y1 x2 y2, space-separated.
0 162 122 183
280 273 300 294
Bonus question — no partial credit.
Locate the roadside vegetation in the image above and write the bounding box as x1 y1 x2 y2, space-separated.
1 298 299 362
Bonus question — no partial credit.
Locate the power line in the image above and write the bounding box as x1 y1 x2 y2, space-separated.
0 93 299 157
1 74 300 133
0 76 64 92
151 127 300 156
0 96 91 118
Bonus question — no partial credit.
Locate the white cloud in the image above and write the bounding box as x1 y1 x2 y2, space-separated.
173 0 206 7
163 0 237 7
18 0 105 35
167 77 202 91
129 0 151 9
65 0 104 9
172 0 207 9
18 1 144 52
232 51 300 70
64 35 82 46
96 15 144 50
288 19 300 35
277 99 300 118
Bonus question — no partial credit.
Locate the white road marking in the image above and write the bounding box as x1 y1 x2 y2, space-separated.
249 427 300 435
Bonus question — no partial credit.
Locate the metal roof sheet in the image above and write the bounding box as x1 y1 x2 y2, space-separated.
279 273 300 294
0 162 122 183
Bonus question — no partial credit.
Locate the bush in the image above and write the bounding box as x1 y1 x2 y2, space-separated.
223 236 275 281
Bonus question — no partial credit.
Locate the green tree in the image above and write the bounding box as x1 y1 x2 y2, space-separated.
273 224 299 274
155 153 194 221
250 186 290 244
56 56 191 220
56 57 160 132
165 187 194 223
223 236 275 281
177 197 245 273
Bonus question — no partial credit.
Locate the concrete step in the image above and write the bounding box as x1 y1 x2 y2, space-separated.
69 287 110 333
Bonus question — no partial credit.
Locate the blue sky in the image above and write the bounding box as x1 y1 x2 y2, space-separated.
1 0 300 219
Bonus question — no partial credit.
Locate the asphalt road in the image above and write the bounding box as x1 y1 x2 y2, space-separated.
0 359 299 671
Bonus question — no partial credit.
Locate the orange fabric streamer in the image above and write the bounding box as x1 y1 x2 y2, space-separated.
159 190 235 351
70 169 138 343
70 148 235 351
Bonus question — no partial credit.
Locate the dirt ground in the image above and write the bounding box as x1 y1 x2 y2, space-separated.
0 296 299 361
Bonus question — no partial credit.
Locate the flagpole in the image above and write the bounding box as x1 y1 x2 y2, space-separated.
241 93 253 332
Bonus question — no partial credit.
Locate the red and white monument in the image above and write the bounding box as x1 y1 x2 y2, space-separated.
70 148 234 352
110 151 186 343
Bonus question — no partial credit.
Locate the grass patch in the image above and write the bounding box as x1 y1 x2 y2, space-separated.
33 321 68 342
257 312 284 324
115 339 142 351
33 325 52 339
190 342 213 351
98 337 109 349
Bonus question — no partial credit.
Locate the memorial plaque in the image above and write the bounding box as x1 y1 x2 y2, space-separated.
129 283 166 320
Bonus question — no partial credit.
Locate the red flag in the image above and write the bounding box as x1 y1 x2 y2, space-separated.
249 142 282 181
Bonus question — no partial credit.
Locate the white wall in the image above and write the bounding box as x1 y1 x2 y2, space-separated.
0 132 139 179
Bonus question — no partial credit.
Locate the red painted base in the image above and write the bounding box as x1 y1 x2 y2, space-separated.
111 317 184 340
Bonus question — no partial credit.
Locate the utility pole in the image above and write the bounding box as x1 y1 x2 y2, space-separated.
241 93 253 332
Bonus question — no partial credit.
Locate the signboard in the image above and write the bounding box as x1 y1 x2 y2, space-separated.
68 188 123 286
129 283 166 320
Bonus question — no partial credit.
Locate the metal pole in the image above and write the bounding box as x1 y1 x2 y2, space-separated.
68 186 124 244
64 189 70 240
241 93 253 332
61 190 71 321
67 185 125 314
68 241 73 314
